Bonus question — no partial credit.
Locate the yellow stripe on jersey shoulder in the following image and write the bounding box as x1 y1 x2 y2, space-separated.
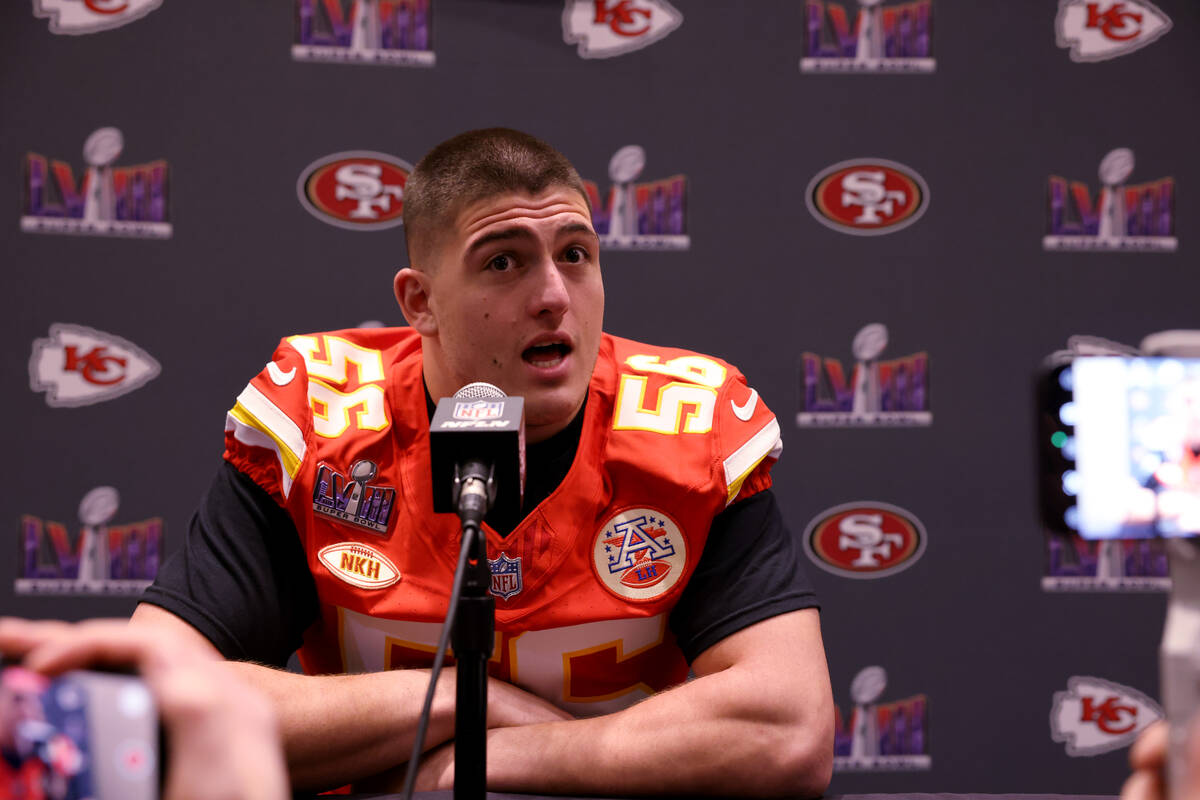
723 418 783 505
226 383 307 481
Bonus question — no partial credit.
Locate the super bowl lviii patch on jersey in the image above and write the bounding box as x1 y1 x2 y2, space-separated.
592 508 687 601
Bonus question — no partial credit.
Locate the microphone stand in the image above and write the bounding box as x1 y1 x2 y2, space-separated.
452 462 495 800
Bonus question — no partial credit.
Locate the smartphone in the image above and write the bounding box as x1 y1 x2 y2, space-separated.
1040 356 1200 539
0 661 160 800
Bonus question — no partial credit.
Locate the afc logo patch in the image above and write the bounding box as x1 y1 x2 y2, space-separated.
592 508 687 601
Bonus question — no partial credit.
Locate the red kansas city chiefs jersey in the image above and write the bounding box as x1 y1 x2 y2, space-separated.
223 328 782 717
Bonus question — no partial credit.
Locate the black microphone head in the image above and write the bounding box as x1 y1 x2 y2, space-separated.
429 385 525 519
454 381 506 400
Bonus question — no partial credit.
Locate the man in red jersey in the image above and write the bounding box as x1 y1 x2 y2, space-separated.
134 128 833 796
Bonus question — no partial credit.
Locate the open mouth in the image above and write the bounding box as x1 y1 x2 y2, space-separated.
522 340 572 369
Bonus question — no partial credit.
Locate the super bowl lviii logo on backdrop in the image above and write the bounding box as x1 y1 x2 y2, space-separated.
18 487 163 595
803 502 926 579
562 0 682 59
1056 0 1171 62
297 151 412 231
807 158 929 236
801 0 934 73
294 0 434 66
30 324 161 408
1045 148 1175 253
834 666 930 771
584 145 688 251
798 323 930 427
1051 676 1162 756
33 0 162 35
1044 530 1169 592
22 128 171 239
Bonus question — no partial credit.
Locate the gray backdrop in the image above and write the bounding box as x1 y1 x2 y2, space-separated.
3 0 1198 794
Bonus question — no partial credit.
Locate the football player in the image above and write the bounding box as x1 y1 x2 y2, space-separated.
133 128 833 796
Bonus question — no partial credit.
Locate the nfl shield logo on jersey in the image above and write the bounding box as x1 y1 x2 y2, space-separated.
454 400 504 420
489 553 522 599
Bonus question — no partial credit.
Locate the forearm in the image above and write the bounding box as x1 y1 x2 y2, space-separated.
227 661 455 791
485 662 832 797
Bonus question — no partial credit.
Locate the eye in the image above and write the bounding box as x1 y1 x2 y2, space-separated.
487 254 515 272
562 245 588 264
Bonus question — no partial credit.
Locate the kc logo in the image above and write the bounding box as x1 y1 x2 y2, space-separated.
34 0 162 35
594 0 651 36
1086 2 1143 40
30 324 160 408
1080 695 1137 735
562 0 682 59
1056 0 1171 62
1051 676 1162 756
64 346 126 385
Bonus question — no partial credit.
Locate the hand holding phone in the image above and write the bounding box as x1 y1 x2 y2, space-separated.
0 618 287 800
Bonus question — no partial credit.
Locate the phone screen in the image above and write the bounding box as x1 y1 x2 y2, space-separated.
0 664 158 800
1045 356 1200 539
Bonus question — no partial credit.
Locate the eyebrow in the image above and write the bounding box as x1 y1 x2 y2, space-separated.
465 222 598 255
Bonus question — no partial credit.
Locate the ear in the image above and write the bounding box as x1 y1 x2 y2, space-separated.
394 268 438 336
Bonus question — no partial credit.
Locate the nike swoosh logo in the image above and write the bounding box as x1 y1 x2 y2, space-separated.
266 361 296 386
731 389 759 421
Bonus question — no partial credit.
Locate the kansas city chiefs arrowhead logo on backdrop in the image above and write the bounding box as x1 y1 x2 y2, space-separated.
29 324 161 408
1055 0 1172 62
562 0 683 59
33 0 163 35
1050 676 1163 756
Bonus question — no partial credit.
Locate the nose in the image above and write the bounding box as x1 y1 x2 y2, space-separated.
527 257 570 320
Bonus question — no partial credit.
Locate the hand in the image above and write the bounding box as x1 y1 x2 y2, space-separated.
1123 720 1167 800
0 617 289 800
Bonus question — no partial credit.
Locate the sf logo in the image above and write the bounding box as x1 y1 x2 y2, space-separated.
335 163 404 220
1085 2 1143 41
64 346 126 385
1080 695 1137 735
840 171 907 225
593 0 652 37
838 514 903 568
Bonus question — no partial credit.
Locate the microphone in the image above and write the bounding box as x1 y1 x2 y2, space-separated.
429 382 525 529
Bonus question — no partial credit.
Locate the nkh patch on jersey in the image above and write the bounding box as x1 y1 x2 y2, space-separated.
592 508 687 601
318 542 400 590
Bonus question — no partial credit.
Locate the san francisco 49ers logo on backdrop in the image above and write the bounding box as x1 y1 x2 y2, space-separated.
806 158 929 236
30 323 161 408
592 508 687 601
803 502 926 579
296 151 412 231
318 542 400 590
293 0 435 67
1055 0 1171 63
33 0 162 35
562 0 682 59
800 0 935 74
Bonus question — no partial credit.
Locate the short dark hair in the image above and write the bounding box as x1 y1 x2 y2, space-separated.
402 128 590 267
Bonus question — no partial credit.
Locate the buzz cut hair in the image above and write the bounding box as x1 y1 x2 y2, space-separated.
401 128 591 268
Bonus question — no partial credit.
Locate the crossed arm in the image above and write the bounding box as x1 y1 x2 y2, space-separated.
132 603 833 797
